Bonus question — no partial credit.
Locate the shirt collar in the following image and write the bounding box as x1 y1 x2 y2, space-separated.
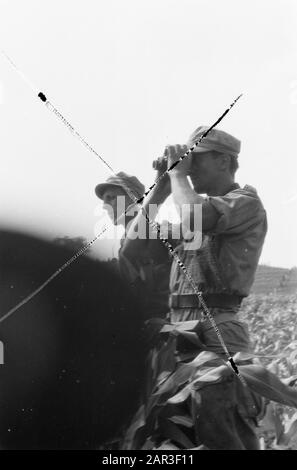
225 182 240 194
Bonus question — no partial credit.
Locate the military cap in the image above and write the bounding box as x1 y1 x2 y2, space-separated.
95 171 145 200
187 126 241 157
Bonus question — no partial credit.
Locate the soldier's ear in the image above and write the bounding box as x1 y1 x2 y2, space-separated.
217 153 230 172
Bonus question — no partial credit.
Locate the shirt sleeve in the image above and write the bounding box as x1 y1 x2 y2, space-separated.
204 189 266 235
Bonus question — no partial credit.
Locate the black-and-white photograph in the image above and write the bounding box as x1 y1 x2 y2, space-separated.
0 0 297 455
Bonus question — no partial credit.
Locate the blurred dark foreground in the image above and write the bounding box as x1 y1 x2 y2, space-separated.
0 230 146 449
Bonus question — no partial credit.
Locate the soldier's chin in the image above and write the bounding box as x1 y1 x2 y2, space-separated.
107 213 115 223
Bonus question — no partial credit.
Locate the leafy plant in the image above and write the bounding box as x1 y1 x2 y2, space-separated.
239 294 297 449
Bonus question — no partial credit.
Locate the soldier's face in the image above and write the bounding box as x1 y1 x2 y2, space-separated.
189 151 221 194
102 187 131 225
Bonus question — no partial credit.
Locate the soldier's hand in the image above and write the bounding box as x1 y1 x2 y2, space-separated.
152 153 171 196
166 144 191 176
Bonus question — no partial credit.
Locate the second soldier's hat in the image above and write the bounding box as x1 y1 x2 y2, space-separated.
95 172 145 200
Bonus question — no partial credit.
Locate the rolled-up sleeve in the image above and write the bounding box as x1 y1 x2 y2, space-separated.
204 190 266 235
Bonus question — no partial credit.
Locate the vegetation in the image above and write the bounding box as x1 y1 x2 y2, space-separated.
238 265 297 450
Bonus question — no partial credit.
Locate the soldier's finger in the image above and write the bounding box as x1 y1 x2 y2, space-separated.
166 145 177 159
175 144 186 159
182 144 189 155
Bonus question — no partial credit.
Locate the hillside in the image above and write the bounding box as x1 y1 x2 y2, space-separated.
251 265 297 295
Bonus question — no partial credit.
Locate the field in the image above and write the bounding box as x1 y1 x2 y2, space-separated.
251 265 297 295
238 265 297 450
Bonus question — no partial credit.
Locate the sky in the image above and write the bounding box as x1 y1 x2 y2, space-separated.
0 0 297 267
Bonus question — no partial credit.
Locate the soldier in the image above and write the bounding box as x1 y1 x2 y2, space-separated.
95 172 172 320
122 127 274 449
